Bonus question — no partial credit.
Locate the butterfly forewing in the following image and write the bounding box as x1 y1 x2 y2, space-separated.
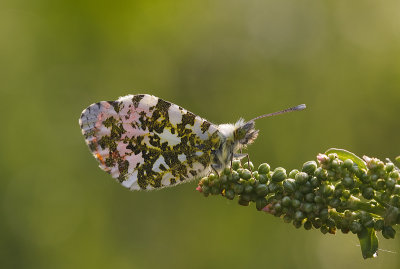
79 94 220 190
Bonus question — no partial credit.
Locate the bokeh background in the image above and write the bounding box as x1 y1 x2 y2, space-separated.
1 0 400 268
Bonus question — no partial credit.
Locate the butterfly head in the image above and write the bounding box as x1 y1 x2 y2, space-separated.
233 119 259 147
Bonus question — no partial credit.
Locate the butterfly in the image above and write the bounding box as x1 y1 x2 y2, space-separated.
79 94 305 190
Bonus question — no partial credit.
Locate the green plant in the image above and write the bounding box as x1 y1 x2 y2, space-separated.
196 148 400 259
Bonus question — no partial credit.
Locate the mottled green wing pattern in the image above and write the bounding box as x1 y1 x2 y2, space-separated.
79 94 221 190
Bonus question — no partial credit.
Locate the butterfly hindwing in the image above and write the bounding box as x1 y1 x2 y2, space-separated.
79 94 221 190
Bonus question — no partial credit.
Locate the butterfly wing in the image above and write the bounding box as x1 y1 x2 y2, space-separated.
79 94 221 190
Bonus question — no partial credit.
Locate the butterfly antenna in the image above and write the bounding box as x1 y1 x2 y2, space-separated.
249 104 306 122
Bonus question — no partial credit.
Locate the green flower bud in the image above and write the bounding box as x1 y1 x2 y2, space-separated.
272 167 287 182
360 212 372 222
211 186 220 195
319 208 329 220
306 211 316 220
390 170 399 180
201 177 210 186
385 162 394 172
341 227 350 234
350 188 360 196
258 163 270 174
386 178 396 189
283 178 296 193
377 161 385 170
393 185 400 195
325 218 336 228
231 171 240 182
305 193 315 203
282 196 292 207
220 175 228 184
295 172 308 185
329 198 340 208
255 197 268 211
248 177 256 186
268 182 282 193
294 211 305 221
375 179 386 190
211 178 221 188
239 169 252 180
252 171 259 180
202 186 210 196
303 203 314 213
309 176 319 188
293 220 302 229
255 184 268 196
244 185 253 194
294 191 304 201
319 184 334 197
374 219 384 231
384 206 400 226
225 189 235 200
320 225 329 234
258 174 268 184
370 174 378 182
362 187 374 200
274 202 282 213
289 169 300 179
304 220 312 230
350 221 362 234
314 195 324 204
283 214 292 223
343 159 354 169
208 173 217 181
315 167 328 181
240 193 251 202
328 153 337 160
331 159 339 169
233 184 244 194
243 161 254 171
334 183 344 197
342 176 355 189
250 192 258 202
299 182 313 194
342 190 351 199
357 169 369 183
238 198 250 206
292 199 301 209
231 160 241 170
313 218 322 229
391 195 400 207
302 161 317 175
382 226 396 239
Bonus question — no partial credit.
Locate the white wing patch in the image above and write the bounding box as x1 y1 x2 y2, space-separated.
168 104 183 125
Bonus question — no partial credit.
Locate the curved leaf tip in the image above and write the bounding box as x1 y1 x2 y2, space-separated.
325 148 367 170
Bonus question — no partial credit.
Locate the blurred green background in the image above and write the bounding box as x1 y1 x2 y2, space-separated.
1 0 400 268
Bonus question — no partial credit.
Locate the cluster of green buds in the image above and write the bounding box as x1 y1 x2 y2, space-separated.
196 149 400 259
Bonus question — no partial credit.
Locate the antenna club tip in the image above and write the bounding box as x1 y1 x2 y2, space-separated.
295 104 306 111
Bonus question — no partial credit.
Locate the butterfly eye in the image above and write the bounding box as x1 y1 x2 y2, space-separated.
234 128 247 141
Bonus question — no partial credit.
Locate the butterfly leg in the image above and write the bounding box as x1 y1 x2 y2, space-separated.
245 153 253 177
211 163 221 177
234 153 253 176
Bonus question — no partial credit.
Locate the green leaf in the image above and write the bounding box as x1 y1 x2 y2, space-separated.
357 227 379 259
325 148 367 170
